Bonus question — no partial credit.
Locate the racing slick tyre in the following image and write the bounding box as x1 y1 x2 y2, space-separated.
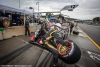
58 40 81 64
73 31 79 35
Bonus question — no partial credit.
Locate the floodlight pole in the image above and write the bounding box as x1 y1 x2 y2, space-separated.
36 2 39 16
24 10 25 26
32 8 34 23
19 0 20 8
29 7 34 23
36 2 39 31
60 10 62 14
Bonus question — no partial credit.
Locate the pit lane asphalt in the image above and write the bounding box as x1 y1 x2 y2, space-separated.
67 24 100 67
0 25 100 67
78 23 100 47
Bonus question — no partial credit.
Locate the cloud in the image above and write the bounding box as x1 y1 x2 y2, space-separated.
2 0 100 19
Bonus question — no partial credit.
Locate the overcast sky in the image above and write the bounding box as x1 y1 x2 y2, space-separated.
2 0 100 20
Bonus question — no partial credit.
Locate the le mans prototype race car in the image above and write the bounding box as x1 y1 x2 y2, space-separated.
29 20 81 64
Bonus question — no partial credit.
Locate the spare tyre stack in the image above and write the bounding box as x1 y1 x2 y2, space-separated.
0 17 10 28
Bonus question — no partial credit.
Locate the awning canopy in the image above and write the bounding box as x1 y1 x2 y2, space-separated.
0 0 31 14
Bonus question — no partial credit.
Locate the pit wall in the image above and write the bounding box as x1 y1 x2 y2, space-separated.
0 25 41 40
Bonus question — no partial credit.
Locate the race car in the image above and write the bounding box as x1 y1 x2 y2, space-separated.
29 20 81 64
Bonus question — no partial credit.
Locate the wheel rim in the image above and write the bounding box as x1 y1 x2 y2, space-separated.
58 40 72 56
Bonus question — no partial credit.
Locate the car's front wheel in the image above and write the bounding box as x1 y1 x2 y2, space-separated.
58 40 81 64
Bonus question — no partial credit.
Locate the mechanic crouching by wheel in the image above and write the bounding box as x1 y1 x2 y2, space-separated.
42 22 69 67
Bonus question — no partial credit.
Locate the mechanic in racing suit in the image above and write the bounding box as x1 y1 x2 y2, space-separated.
34 20 49 42
42 22 69 67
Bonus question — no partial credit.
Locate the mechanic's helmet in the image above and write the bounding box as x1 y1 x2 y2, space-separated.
42 20 50 31
49 22 55 30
